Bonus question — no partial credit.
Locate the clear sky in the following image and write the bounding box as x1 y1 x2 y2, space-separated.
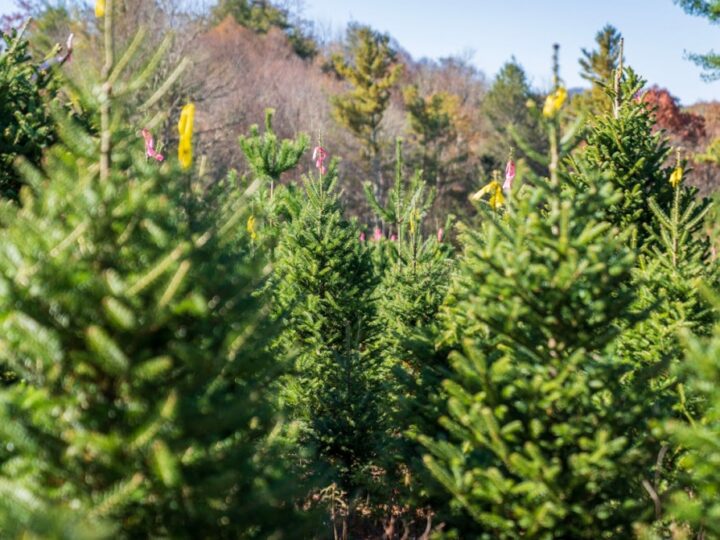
1 0 719 104
302 0 720 105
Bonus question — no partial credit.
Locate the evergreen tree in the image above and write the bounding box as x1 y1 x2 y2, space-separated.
622 163 716 377
420 176 660 538
363 140 436 237
578 24 623 113
234 108 309 260
482 58 547 174
663 321 720 538
0 4 302 537
572 68 674 246
271 162 382 496
364 140 452 394
617 164 719 533
239 108 308 193
332 23 402 204
0 23 63 200
366 143 455 527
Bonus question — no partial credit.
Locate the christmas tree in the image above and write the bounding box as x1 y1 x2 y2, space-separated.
663 317 720 537
0 3 302 537
0 21 68 200
572 67 674 245
270 157 383 501
420 172 662 536
367 143 455 528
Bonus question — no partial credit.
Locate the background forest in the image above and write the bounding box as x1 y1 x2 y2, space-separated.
2 0 720 538
3 0 719 222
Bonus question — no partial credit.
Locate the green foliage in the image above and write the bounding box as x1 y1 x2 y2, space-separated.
365 139 451 387
4 3 720 537
368 148 455 516
572 68 674 245
421 178 660 538
627 181 717 367
674 0 720 80
238 107 308 192
482 58 547 173
578 24 624 113
271 166 382 489
0 115 301 540
664 322 720 537
617 180 718 536
0 10 304 539
0 25 60 200
363 140 436 234
332 23 402 199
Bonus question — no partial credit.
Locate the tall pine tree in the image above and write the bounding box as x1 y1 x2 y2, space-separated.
332 24 402 204
578 24 623 113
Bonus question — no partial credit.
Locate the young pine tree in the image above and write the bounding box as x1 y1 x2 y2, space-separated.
572 67 674 246
238 107 308 200
619 163 717 393
618 165 719 533
368 142 452 369
365 144 455 529
237 108 309 253
420 177 660 538
0 5 301 538
271 162 383 496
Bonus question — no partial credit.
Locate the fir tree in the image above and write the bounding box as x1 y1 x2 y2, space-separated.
0 22 63 200
572 68 674 246
366 143 455 526
0 4 302 537
617 163 719 531
420 177 660 538
623 161 716 376
239 108 308 195
663 321 720 537
271 162 382 495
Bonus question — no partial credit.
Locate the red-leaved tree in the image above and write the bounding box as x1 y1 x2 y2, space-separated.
642 86 706 145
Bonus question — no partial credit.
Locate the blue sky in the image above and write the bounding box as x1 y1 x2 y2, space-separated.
303 0 720 105
1 0 719 104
